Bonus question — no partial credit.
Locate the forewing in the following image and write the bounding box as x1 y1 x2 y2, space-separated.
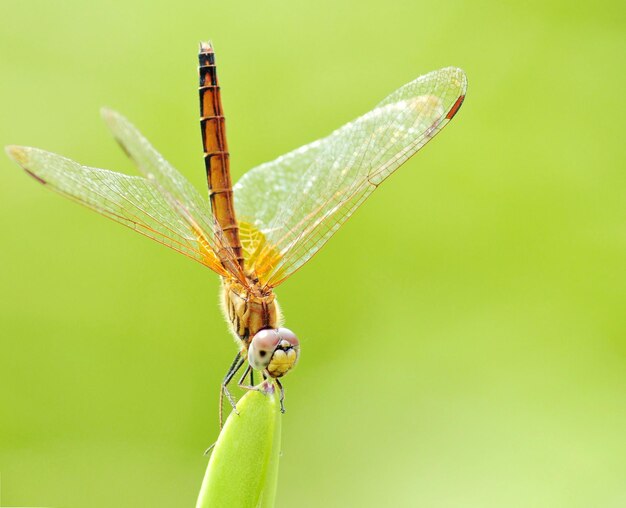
101 108 244 280
6 145 229 276
234 67 467 287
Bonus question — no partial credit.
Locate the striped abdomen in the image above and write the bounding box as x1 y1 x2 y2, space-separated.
198 42 244 268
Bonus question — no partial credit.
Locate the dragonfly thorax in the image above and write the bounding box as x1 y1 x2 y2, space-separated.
221 279 282 343
221 279 299 377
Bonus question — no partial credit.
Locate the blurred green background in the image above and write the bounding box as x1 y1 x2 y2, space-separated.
1 0 624 506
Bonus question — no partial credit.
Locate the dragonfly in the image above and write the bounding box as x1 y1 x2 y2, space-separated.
6 42 466 424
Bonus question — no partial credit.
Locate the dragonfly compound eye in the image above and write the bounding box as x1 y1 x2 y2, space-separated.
248 327 300 376
248 328 281 370
266 328 300 378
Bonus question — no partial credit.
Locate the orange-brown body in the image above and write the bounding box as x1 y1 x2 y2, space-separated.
221 279 283 345
199 42 244 268
199 43 297 389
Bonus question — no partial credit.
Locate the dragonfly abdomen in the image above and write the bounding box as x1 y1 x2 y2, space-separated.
199 42 244 268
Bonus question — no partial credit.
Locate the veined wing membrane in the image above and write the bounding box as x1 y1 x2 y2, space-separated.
101 109 244 281
6 146 229 276
234 67 467 287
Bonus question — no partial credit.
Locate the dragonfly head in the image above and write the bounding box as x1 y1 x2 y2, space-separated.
248 327 300 378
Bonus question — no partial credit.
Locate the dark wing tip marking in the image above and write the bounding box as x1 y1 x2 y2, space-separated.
99 109 137 162
24 167 47 185
446 95 465 120
5 145 48 185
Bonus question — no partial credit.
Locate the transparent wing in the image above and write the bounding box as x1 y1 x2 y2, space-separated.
6 145 230 277
101 108 244 281
234 67 467 287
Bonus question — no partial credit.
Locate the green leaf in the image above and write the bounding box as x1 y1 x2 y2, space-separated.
196 380 282 508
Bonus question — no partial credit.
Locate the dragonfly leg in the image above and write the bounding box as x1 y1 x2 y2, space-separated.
245 369 286 412
237 364 258 391
237 368 286 413
275 377 286 414
203 442 216 457
220 352 245 428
